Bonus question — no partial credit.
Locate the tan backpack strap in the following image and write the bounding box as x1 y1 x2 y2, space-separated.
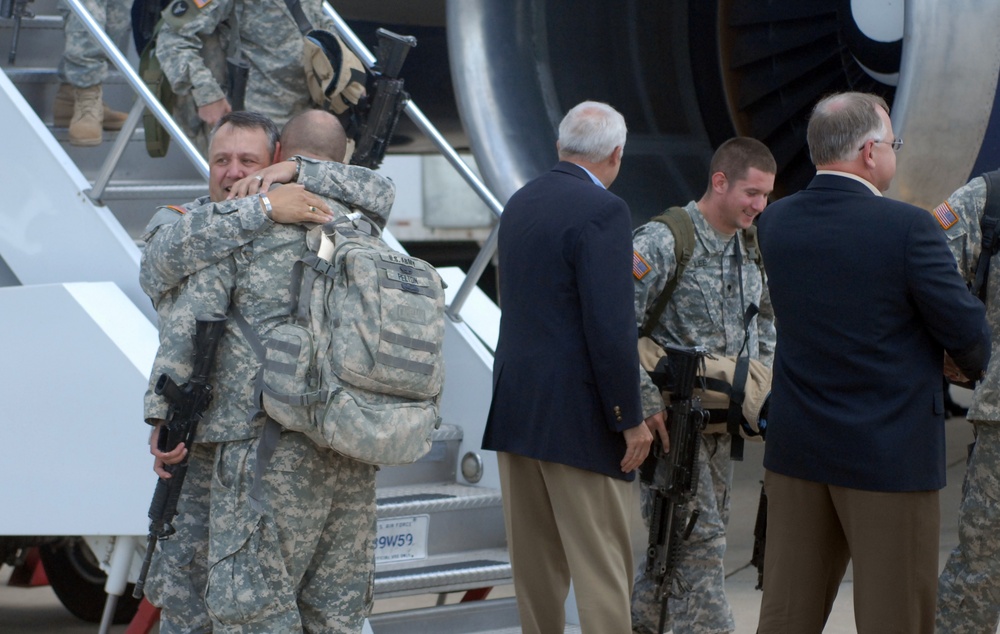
742 224 762 266
640 206 695 337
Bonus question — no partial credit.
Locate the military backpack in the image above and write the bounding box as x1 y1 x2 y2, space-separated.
239 213 445 465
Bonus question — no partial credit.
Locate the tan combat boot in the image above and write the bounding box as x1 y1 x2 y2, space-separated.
67 85 104 146
53 83 128 132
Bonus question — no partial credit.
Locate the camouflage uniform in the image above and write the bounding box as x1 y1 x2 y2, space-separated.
631 201 776 634
58 0 131 88
141 160 394 632
155 0 333 126
934 175 1000 634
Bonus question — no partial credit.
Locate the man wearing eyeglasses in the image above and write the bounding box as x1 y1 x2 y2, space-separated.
754 92 990 634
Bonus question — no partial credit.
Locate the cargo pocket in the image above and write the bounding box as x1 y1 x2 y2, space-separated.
204 511 294 625
143 536 200 610
204 446 295 626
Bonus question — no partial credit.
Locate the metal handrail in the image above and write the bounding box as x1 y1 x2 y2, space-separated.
323 3 504 320
59 0 502 319
60 0 209 182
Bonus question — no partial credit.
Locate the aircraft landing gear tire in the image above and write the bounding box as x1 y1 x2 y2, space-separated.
37 538 141 624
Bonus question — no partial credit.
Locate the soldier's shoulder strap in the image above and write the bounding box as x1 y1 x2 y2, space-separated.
742 223 762 267
640 206 695 337
972 169 1000 300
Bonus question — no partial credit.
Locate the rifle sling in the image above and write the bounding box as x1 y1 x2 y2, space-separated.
281 0 314 35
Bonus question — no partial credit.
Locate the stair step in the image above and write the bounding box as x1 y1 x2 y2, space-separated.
370 598 520 634
374 481 506 595
100 181 207 199
377 482 502 518
375 547 510 597
369 598 584 634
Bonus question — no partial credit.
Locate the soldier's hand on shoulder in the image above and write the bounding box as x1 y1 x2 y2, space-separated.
266 184 333 225
229 160 299 199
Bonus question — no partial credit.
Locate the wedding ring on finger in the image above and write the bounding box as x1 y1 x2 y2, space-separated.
309 206 317 213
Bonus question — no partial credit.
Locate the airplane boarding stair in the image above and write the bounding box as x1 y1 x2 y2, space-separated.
0 2 531 631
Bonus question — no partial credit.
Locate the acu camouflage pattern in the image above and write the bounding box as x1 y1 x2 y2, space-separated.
631 201 776 634
261 182 444 466
203 434 375 632
156 0 334 125
142 160 397 444
938 424 1000 633
632 201 775 409
139 158 393 302
140 161 388 631
171 32 229 154
58 0 131 88
143 442 214 634
936 175 1000 423
934 175 1000 633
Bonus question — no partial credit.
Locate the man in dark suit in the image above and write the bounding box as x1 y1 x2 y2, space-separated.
483 101 666 634
755 92 991 634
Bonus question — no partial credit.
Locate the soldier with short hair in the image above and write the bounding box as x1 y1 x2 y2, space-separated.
142 110 395 632
630 137 777 634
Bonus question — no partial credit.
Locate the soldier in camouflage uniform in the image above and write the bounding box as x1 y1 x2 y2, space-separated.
631 138 777 634
54 0 131 145
142 110 395 632
155 0 335 129
934 174 1000 634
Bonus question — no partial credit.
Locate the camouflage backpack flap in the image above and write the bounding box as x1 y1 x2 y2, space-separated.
259 213 444 466
323 226 445 398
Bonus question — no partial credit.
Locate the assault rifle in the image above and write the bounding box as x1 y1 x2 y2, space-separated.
133 315 227 599
1 0 33 64
345 28 416 170
640 343 707 634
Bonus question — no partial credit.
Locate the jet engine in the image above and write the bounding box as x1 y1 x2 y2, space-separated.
447 0 1000 218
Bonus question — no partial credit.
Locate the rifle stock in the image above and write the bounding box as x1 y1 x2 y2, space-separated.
133 315 226 599
642 343 707 633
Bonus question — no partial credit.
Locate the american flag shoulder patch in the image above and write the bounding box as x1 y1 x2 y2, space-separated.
932 201 958 230
633 250 651 280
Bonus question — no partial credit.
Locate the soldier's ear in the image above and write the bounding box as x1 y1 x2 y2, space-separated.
710 171 728 194
272 141 282 164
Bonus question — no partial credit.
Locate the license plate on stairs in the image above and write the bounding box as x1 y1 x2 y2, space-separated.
375 514 430 563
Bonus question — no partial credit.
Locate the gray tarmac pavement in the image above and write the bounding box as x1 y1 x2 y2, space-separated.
0 410 985 633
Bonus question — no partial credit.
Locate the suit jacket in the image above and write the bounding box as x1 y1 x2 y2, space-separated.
482 161 644 481
757 173 991 491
